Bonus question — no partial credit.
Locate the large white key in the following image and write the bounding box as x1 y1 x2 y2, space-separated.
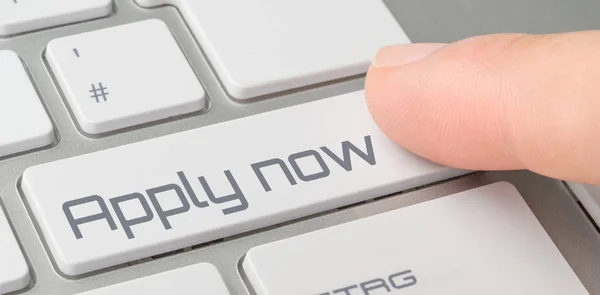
22 90 468 276
0 0 112 37
75 263 230 295
0 207 30 295
243 182 589 295
136 0 409 99
46 19 206 134
566 183 600 226
0 50 54 158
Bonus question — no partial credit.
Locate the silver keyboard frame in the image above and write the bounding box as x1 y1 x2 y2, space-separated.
1 0 600 294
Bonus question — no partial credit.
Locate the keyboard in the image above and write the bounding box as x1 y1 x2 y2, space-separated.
2 0 600 294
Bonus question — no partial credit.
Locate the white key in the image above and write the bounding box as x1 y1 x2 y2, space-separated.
0 207 30 295
136 0 409 99
21 90 468 276
0 50 54 158
75 263 230 295
566 183 600 226
243 182 589 295
0 0 112 37
46 19 206 134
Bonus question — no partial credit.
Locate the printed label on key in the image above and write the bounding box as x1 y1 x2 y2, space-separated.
22 90 468 276
316 270 418 295
89 83 109 103
62 135 375 240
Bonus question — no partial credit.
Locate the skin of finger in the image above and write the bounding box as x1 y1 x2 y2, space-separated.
373 43 446 67
365 32 600 184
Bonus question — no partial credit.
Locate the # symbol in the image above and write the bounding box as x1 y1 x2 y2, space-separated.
89 83 109 103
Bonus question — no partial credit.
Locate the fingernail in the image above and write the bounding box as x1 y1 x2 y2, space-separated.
372 43 446 68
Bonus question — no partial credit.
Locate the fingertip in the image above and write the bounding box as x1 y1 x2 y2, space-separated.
365 43 446 133
365 39 524 171
366 33 600 184
371 43 447 68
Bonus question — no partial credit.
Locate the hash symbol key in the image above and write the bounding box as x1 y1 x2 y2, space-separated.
46 19 206 135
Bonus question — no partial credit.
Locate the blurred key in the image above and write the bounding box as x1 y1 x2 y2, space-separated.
243 182 589 295
0 0 112 36
75 263 230 295
137 0 409 99
0 50 54 158
0 206 30 294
